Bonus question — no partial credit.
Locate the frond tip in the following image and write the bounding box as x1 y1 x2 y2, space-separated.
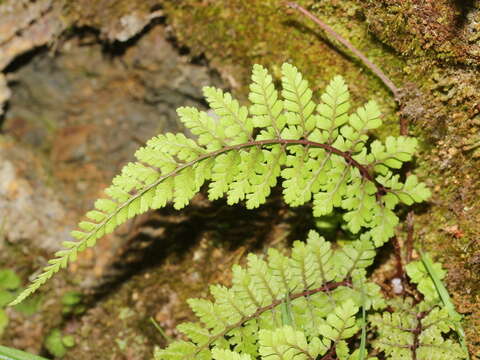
11 63 430 305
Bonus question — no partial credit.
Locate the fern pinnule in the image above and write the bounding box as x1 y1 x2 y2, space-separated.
281 62 316 135
258 325 329 359
12 62 430 305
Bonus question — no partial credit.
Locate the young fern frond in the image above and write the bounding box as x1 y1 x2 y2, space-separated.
11 63 430 305
369 255 467 360
154 230 382 360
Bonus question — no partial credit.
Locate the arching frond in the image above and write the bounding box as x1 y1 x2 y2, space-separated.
11 63 430 305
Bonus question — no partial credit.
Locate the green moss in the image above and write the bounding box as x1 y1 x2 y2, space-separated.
363 0 480 65
164 0 404 135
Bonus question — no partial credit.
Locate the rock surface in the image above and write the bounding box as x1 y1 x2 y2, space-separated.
0 0 62 116
0 7 227 357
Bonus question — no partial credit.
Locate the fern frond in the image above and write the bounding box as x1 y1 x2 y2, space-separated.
281 63 316 134
317 75 350 135
211 349 252 360
336 340 379 360
202 87 253 144
12 63 430 305
152 229 467 360
154 230 380 359
249 64 285 137
318 299 359 341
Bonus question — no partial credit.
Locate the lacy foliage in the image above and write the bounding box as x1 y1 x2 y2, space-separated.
370 298 465 360
12 63 430 305
154 230 382 360
154 231 466 360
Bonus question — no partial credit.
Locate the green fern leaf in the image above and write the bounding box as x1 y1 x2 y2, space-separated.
317 75 350 134
209 152 241 200
281 63 316 134
177 106 225 150
336 341 379 360
203 87 253 144
368 206 399 247
370 298 466 360
177 322 211 346
249 64 285 135
187 297 227 334
245 145 286 208
152 226 466 360
349 100 381 132
406 259 445 303
12 63 430 305
153 230 379 359
227 147 263 204
153 341 206 360
335 233 376 280
370 136 417 174
342 176 377 233
228 320 258 356
305 230 336 285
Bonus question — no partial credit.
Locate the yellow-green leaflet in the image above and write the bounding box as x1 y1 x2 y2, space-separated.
0 345 50 360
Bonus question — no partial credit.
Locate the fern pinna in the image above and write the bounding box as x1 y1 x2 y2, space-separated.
12 63 429 304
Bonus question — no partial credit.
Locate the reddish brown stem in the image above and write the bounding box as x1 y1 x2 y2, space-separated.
411 310 428 360
190 138 388 197
405 211 415 263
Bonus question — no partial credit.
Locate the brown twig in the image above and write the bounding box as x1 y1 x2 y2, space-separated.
285 2 401 102
392 235 406 288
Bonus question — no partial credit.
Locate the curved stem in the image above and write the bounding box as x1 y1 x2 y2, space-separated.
285 2 400 102
16 137 386 306
83 137 387 257
215 138 381 186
